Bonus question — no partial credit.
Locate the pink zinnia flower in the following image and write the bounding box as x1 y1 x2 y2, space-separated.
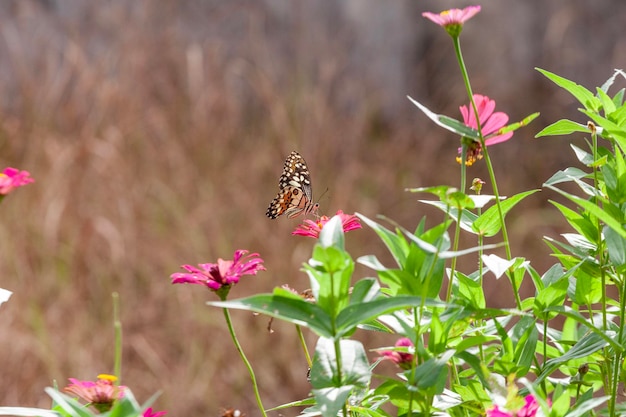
487 395 541 417
143 407 168 417
458 94 513 166
422 6 481 37
292 210 361 239
379 338 415 370
63 374 126 413
171 250 265 296
0 167 34 195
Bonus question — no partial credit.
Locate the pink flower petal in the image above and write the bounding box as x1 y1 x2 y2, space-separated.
422 5 481 27
482 112 509 136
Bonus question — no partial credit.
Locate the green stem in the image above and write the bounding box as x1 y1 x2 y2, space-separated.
446 144 468 303
222 307 268 417
590 128 614 415
452 35 519 308
446 203 463 303
591 130 608 332
610 273 626 417
112 292 122 382
328 270 348 416
296 325 312 368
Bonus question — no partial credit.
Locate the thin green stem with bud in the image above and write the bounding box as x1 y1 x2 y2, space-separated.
452 35 520 309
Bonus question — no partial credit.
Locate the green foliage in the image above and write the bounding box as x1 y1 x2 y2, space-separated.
202 69 626 416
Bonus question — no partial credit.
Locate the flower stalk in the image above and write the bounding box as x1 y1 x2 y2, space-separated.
452 36 520 308
222 306 268 417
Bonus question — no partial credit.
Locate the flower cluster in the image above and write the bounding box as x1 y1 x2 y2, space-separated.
62 374 167 415
143 408 168 417
0 167 34 195
422 5 481 38
171 250 265 297
63 374 127 413
488 395 541 417
458 94 513 165
292 210 361 239
379 338 415 370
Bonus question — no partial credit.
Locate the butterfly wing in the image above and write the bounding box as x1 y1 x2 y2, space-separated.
266 151 317 219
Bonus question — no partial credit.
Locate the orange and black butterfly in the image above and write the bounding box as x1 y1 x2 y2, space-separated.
266 151 319 219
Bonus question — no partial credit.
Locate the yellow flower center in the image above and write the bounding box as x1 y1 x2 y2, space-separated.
97 374 118 383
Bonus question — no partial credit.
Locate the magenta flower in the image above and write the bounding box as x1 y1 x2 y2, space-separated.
143 407 168 417
171 250 265 296
379 338 415 370
487 395 542 417
0 167 34 195
422 6 481 37
63 374 126 413
458 94 513 166
292 210 361 239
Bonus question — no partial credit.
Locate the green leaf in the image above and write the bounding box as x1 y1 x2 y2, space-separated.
613 88 625 107
0 288 11 307
319 215 345 250
472 190 540 236
44 389 92 417
564 397 610 417
357 213 409 267
407 185 456 198
443 191 475 210
453 352 491 388
108 393 142 417
570 144 594 166
267 397 315 412
312 387 353 417
543 167 589 185
0 408 60 417
604 225 626 269
335 296 448 338
544 167 598 197
493 112 540 136
535 119 590 137
596 87 617 114
543 306 620 350
571 264 602 305
418 200 478 234
545 183 626 239
534 331 611 385
600 69 626 94
408 350 454 393
549 201 599 242
307 245 354 316
407 96 479 138
349 278 381 305
310 338 371 417
536 68 599 110
580 109 626 154
512 317 538 375
534 274 568 314
452 271 485 309
399 222 502 258
311 338 371 388
208 293 334 338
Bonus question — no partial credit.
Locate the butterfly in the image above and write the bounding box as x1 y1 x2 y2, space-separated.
266 151 319 219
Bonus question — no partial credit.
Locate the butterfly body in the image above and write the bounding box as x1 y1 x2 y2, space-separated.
266 151 319 219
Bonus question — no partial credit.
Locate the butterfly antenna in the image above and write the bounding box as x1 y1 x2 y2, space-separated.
317 187 330 203
313 187 329 219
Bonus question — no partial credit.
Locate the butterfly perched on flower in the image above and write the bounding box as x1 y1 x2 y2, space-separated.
266 151 319 219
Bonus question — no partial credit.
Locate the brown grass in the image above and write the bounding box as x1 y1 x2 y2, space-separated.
1 1 625 416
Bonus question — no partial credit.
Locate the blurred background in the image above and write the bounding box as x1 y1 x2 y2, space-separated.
1 0 625 415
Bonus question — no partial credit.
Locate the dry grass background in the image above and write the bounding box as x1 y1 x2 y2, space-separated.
1 1 625 416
